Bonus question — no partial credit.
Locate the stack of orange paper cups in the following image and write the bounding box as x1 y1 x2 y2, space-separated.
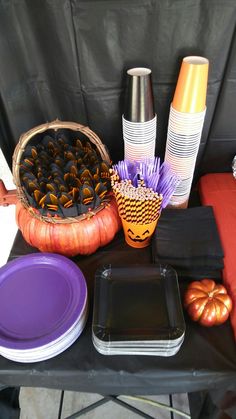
164 56 209 208
123 67 157 162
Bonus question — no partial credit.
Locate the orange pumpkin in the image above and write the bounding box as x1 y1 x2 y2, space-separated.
15 195 121 257
12 120 122 257
184 279 233 327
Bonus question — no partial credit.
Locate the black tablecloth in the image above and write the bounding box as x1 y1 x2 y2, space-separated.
0 229 235 401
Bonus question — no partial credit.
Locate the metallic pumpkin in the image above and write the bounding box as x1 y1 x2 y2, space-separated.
184 279 233 327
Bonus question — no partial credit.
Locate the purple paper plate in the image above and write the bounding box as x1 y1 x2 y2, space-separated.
0 253 87 350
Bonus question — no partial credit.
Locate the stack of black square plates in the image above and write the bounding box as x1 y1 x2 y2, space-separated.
92 264 185 356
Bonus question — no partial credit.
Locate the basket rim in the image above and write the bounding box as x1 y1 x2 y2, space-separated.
12 119 111 224
18 194 113 224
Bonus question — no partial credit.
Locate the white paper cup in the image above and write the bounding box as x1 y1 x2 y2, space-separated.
124 140 155 161
124 134 156 144
123 114 157 127
167 133 201 144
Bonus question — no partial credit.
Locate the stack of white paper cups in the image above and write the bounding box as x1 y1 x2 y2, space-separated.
122 115 157 161
165 106 206 206
123 67 157 162
164 56 209 208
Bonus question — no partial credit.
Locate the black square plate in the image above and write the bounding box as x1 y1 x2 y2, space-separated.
92 264 185 343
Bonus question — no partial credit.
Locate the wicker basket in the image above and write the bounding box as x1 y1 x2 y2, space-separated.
12 119 121 256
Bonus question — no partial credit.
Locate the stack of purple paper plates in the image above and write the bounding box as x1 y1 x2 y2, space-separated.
0 253 88 363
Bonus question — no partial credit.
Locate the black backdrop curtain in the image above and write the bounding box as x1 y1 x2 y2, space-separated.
0 0 236 178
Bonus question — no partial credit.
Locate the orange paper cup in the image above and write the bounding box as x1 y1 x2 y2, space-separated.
172 56 209 113
121 217 159 248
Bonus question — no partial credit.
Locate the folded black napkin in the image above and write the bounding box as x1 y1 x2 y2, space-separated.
152 206 224 278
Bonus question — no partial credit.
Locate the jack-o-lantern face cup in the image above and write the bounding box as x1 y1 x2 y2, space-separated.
121 216 160 248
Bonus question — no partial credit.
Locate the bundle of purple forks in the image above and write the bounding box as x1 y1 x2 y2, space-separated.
112 158 180 208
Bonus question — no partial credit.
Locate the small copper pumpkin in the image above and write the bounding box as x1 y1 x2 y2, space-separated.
184 279 233 327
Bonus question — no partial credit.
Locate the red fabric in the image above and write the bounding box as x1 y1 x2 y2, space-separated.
199 173 236 339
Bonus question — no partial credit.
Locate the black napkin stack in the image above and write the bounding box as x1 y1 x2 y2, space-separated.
152 206 224 280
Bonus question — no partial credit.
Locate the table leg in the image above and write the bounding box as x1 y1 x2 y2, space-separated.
188 390 236 419
0 386 20 419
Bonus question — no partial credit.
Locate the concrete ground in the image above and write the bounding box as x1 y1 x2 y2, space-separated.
19 388 190 419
